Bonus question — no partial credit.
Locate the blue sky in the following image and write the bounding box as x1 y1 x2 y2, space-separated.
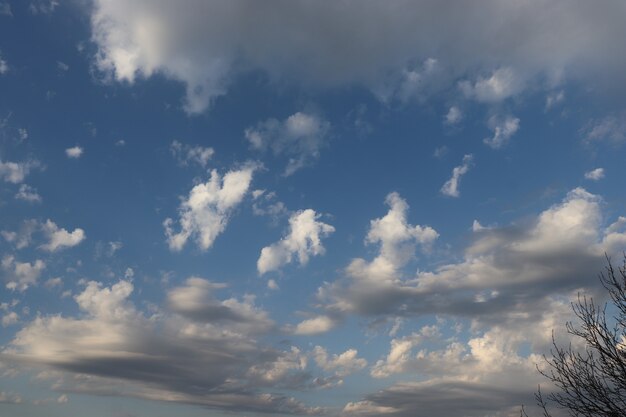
1 1 626 416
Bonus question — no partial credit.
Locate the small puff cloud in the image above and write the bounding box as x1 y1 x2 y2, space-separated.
0 159 40 183
441 154 473 198
65 146 83 158
40 219 85 252
584 168 605 181
483 115 520 149
257 209 335 275
293 315 337 335
164 164 256 251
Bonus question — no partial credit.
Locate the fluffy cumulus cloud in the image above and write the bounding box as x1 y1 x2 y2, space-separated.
89 0 626 113
330 190 626 416
312 346 367 378
40 220 85 252
1 255 45 292
483 115 520 149
257 209 335 275
2 279 324 415
245 112 330 175
65 146 83 158
444 106 462 125
440 154 473 197
459 67 523 103
314 193 438 320
344 301 577 417
584 168 605 181
293 315 338 336
164 164 256 251
317 188 626 323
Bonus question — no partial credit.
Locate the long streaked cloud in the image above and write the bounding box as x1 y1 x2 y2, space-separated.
2 279 326 415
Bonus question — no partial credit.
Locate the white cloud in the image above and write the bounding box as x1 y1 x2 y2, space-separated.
317 188 626 322
483 115 520 149
40 220 86 252
65 146 83 158
460 67 523 103
170 140 214 167
444 106 462 125
164 164 256 251
0 159 39 183
370 325 441 378
15 184 42 203
319 193 438 301
440 154 473 197
584 168 605 181
88 1 626 113
257 209 335 275
293 315 337 335
2 255 45 292
245 112 330 175
312 346 367 378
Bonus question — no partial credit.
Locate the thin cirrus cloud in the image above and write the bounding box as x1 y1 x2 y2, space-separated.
0 159 40 183
245 112 330 176
2 219 84 253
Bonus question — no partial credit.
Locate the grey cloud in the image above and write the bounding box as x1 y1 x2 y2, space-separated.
90 0 626 113
2 279 323 415
344 381 540 417
318 188 626 323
